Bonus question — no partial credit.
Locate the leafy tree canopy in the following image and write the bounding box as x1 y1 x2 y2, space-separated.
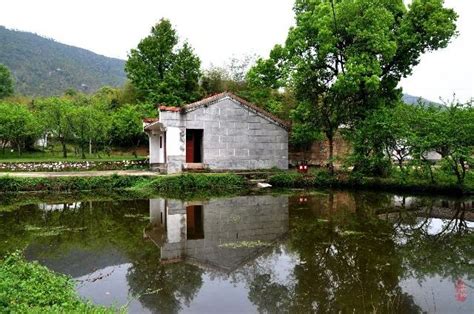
250 0 458 171
125 19 202 105
0 64 14 99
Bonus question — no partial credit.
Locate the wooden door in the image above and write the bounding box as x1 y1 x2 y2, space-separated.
186 130 194 162
186 205 204 239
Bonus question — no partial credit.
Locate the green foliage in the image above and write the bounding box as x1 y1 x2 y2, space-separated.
269 172 309 188
347 104 413 176
0 26 125 96
35 97 75 157
0 251 114 313
0 102 41 155
251 0 458 171
140 173 245 194
0 173 249 195
349 100 473 184
421 101 474 184
125 19 202 105
0 175 147 192
110 104 147 147
269 168 473 195
0 63 14 98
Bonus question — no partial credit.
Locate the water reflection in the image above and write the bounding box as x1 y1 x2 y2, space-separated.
0 191 472 313
146 196 289 272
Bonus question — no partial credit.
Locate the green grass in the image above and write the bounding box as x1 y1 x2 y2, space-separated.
0 175 149 193
0 251 117 313
132 173 246 197
0 143 147 162
269 168 474 195
0 173 247 196
0 151 146 163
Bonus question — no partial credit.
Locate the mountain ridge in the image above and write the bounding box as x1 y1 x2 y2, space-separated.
0 26 126 96
0 26 439 104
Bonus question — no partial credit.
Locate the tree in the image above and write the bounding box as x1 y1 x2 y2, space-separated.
251 0 458 173
348 104 415 176
0 103 39 155
0 64 14 99
166 42 202 104
71 106 96 158
125 19 202 105
109 105 146 148
36 97 75 158
425 101 474 184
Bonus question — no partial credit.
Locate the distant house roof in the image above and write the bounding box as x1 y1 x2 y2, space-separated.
143 118 159 124
158 92 291 131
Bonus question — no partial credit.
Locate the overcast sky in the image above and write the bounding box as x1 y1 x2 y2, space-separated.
0 0 472 102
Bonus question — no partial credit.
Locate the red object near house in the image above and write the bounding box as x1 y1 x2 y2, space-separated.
455 279 467 302
297 162 309 174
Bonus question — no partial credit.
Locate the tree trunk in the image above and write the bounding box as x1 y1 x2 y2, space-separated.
327 133 335 175
397 155 404 173
81 142 86 159
427 163 435 184
452 160 463 185
61 138 67 158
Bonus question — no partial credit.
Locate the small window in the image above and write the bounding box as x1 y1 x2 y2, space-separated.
159 136 162 148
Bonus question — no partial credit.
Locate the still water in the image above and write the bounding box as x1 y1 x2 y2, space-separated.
0 191 473 313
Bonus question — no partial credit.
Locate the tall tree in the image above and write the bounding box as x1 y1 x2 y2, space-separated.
0 103 39 155
36 97 75 158
0 64 14 99
251 0 458 173
125 19 202 105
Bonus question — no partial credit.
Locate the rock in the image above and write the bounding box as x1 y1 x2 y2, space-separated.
257 182 272 188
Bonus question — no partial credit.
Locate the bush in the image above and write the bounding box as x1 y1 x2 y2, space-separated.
0 175 147 192
269 172 308 187
0 252 114 313
144 173 245 193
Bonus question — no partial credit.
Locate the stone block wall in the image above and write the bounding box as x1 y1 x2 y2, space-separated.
160 97 288 171
159 195 289 271
289 132 351 167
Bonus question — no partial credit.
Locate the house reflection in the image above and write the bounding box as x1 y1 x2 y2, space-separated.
146 195 289 272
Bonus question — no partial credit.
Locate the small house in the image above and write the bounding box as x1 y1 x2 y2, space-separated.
144 92 289 173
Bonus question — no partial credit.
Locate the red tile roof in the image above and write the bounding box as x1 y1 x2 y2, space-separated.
160 92 290 130
143 118 159 124
159 106 181 112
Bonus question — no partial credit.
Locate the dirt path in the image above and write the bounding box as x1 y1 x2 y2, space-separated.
0 170 158 178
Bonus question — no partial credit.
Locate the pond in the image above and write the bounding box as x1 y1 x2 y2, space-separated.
0 190 473 313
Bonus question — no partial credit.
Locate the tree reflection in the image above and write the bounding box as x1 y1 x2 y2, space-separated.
126 247 203 314
388 199 474 281
0 199 204 313
244 191 423 313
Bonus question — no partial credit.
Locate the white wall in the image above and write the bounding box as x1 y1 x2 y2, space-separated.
166 127 184 156
167 213 186 244
149 134 165 164
149 199 166 225
165 127 186 173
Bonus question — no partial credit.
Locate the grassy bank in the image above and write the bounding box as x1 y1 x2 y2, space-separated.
1 169 470 196
0 173 246 194
0 175 147 193
0 252 116 313
269 170 474 196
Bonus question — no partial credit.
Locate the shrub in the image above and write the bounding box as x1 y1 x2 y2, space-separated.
269 172 307 187
0 175 147 192
0 252 115 313
145 173 245 193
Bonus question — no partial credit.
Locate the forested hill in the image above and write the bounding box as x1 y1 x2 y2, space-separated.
0 26 126 96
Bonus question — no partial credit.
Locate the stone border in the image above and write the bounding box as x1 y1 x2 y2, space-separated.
0 159 148 172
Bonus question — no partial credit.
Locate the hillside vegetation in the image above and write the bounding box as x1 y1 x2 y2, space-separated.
0 26 126 96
